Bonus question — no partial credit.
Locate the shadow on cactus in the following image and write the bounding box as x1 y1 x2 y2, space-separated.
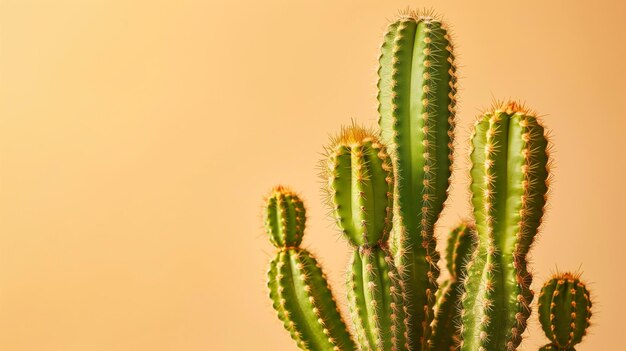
261 8 594 351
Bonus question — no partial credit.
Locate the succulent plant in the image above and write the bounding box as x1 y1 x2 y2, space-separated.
261 9 593 351
537 273 593 351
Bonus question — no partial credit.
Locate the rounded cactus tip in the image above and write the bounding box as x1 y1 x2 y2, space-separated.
397 7 444 22
321 123 394 247
446 220 477 280
538 271 592 350
263 185 306 248
483 99 536 116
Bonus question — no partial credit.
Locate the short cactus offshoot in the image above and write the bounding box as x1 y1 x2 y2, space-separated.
537 273 593 351
264 187 356 351
430 222 477 351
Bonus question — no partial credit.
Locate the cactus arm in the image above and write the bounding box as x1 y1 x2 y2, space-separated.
297 250 357 350
324 125 406 351
537 273 592 350
269 249 356 351
430 222 476 351
377 13 456 349
328 137 391 247
461 103 549 351
264 187 357 351
264 191 306 248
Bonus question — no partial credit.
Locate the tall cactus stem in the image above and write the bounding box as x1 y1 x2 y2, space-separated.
377 10 457 350
460 101 550 351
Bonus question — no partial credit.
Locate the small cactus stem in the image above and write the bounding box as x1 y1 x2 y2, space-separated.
461 102 550 351
264 186 306 248
377 11 456 350
264 186 356 351
429 222 476 351
445 222 477 281
324 124 394 247
538 273 592 350
348 246 407 351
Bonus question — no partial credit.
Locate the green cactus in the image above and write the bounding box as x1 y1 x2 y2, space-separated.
460 102 550 351
537 273 592 351
429 222 477 351
377 11 457 350
262 8 596 351
322 125 408 351
264 186 357 351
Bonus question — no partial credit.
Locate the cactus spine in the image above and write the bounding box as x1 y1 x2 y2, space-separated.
537 273 592 351
430 222 476 351
460 102 550 351
265 186 356 351
323 125 407 351
377 11 457 350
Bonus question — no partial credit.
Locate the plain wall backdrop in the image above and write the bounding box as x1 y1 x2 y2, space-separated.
1 0 625 350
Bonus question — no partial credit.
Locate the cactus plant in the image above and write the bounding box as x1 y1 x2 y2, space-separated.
261 8 595 351
460 102 550 351
377 11 456 350
537 273 593 351
429 222 477 351
321 125 407 350
264 186 357 351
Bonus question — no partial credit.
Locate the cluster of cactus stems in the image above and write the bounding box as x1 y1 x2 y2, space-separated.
262 9 594 351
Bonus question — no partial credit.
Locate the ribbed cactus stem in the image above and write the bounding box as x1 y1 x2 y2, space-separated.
323 125 407 351
461 102 550 351
377 11 457 350
537 273 592 351
264 187 356 351
429 222 476 351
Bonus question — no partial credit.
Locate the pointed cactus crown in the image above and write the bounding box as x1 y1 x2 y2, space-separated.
322 124 394 247
538 272 593 350
264 186 306 248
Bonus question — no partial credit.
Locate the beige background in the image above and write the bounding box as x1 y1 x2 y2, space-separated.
1 0 624 350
